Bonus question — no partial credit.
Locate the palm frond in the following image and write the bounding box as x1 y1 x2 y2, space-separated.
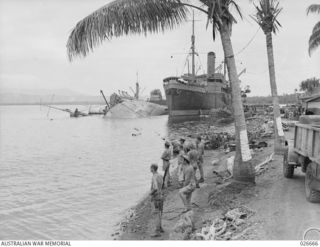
230 0 243 20
206 1 216 29
67 0 189 61
205 0 242 40
252 0 282 34
307 6 320 56
312 21 320 35
309 23 320 55
306 4 320 15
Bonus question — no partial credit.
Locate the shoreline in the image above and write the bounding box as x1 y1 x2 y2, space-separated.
110 191 150 240
116 126 318 240
117 137 275 240
112 116 291 240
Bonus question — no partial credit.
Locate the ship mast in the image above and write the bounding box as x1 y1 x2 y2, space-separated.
191 11 196 82
135 72 140 99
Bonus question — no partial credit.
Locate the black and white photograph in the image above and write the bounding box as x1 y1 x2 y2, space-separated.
0 0 319 244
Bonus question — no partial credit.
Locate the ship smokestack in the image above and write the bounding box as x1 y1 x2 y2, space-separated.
207 52 216 78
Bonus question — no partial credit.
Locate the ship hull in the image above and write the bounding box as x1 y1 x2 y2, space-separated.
106 99 168 118
165 87 228 117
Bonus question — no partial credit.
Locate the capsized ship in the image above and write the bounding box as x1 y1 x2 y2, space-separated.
101 82 168 118
163 17 231 118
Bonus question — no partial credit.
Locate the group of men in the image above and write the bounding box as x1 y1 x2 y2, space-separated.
148 136 205 237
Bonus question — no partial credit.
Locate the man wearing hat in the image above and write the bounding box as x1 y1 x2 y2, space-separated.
161 141 171 188
171 140 181 156
179 154 196 212
179 138 186 151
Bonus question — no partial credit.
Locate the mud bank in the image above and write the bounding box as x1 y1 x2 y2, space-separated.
114 136 276 240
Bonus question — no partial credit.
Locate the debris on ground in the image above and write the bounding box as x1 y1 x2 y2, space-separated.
211 151 274 182
191 206 255 240
226 156 235 176
193 218 226 240
167 116 275 151
255 153 274 175
282 120 298 127
119 208 136 231
211 157 233 183
112 207 139 239
169 210 195 240
282 122 289 131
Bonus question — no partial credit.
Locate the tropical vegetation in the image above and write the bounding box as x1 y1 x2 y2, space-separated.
300 77 320 95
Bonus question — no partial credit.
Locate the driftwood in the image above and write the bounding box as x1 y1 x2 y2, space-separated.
195 219 227 240
215 221 227 236
255 152 274 174
231 226 253 240
195 224 216 240
194 206 255 240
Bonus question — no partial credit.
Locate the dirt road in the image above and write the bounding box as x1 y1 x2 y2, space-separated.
247 130 320 240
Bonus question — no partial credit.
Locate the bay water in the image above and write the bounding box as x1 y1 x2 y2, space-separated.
0 105 231 239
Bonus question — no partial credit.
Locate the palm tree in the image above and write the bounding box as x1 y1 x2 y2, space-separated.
67 0 255 183
252 0 285 154
307 4 320 56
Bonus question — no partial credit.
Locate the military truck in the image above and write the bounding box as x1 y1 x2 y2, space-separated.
283 115 320 203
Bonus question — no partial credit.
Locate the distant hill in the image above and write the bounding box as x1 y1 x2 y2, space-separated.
0 88 105 105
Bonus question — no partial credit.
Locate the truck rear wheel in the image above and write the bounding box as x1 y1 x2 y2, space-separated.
283 151 294 178
305 164 320 203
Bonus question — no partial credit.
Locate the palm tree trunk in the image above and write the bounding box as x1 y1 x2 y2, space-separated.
220 24 255 183
265 32 285 154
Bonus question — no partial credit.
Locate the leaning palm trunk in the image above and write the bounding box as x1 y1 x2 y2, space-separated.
220 24 255 183
265 32 285 154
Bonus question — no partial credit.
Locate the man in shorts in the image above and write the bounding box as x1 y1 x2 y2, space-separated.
150 164 164 237
196 136 205 183
179 155 196 212
188 148 200 188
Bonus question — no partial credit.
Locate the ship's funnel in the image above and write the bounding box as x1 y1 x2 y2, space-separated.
207 52 216 78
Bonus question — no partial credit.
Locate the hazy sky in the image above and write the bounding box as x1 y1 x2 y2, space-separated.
0 0 319 96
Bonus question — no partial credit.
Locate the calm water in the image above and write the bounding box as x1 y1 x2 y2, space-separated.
0 105 232 240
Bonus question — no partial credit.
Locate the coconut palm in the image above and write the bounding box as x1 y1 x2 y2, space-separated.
307 4 320 56
67 0 255 183
252 0 285 154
